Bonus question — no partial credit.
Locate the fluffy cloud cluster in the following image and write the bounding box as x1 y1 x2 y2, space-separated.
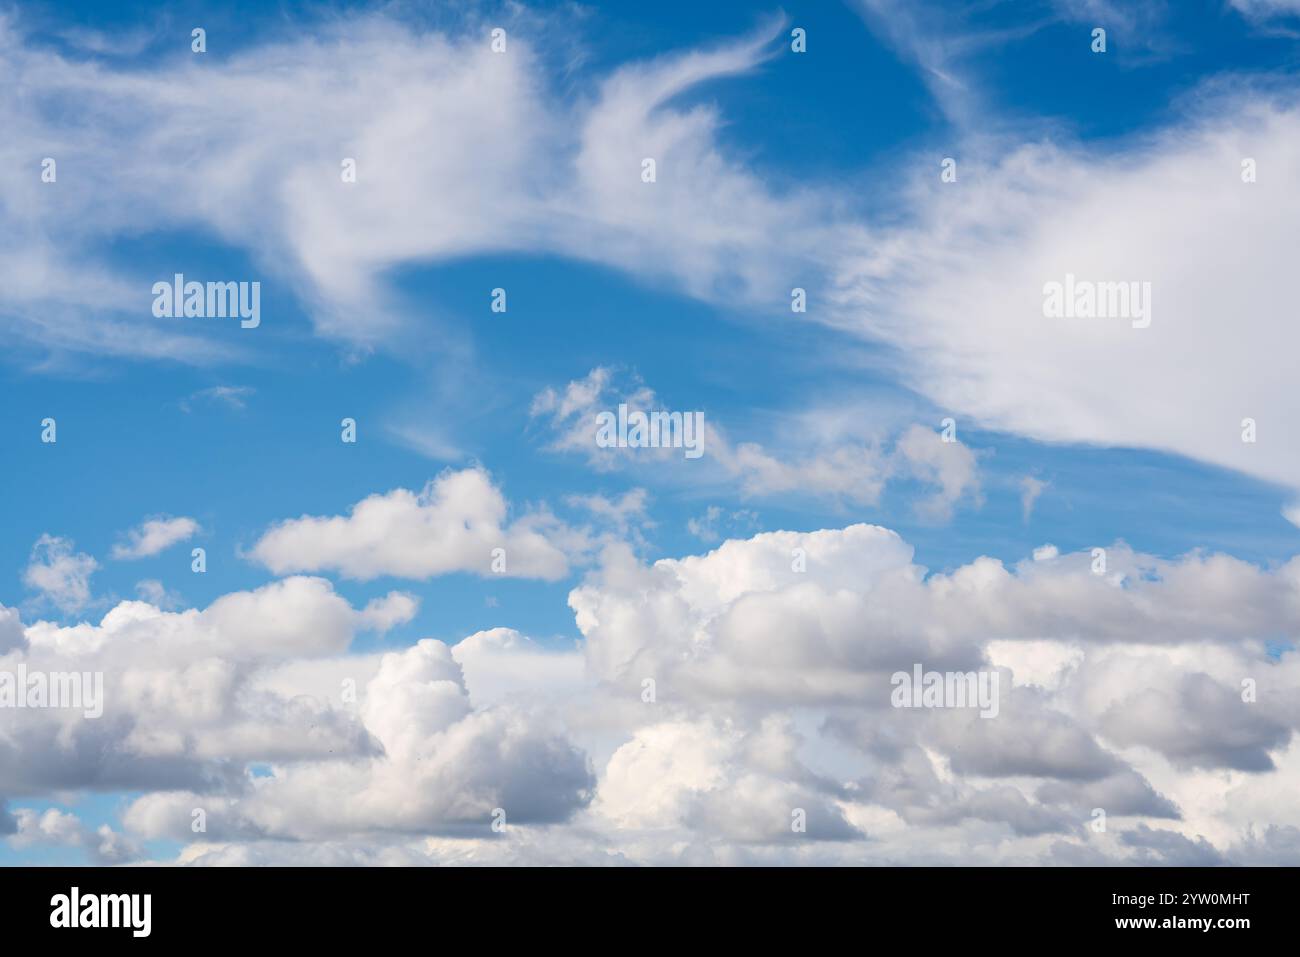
10 808 140 864
557 526 1300 863
1 577 420 801
2 575 592 855
8 519 1298 865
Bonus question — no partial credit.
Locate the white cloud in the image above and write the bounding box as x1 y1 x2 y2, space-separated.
0 12 824 361
249 467 576 581
828 93 1300 494
22 535 98 614
133 579 185 610
3 519 1298 863
1021 476 1049 522
2 11 1294 512
533 368 981 515
9 808 141 864
1230 0 1300 20
355 591 421 633
180 386 254 412
111 516 200 560
122 638 594 842
688 506 725 542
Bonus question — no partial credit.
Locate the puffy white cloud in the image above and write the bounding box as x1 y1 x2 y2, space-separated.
355 591 420 633
248 467 575 581
124 639 594 842
556 522 1300 860
22 535 97 614
2 577 592 856
111 516 200 560
573 527 1300 703
7 511 1300 864
11 807 82 845
0 576 411 797
595 716 862 843
8 808 141 864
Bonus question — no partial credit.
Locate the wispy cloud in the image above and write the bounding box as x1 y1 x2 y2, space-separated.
112 516 201 560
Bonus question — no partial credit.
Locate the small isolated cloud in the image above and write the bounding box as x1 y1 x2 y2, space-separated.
9 808 142 865
356 591 421 633
688 505 725 542
22 535 98 614
180 385 255 412
687 506 760 542
112 516 201 560
385 422 462 462
564 489 655 546
249 467 576 581
134 579 184 610
891 424 983 522
1021 476 1049 522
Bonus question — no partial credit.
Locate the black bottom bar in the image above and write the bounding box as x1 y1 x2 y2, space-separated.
2 865 1287 944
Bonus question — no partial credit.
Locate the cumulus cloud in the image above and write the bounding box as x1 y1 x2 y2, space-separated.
111 515 200 560
9 808 142 864
123 639 593 842
4 518 1297 863
3 576 390 798
2 577 590 855
556 523 1300 859
248 467 577 581
22 535 97 614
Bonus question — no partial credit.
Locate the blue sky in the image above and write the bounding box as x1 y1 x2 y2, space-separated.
4 0 1300 866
